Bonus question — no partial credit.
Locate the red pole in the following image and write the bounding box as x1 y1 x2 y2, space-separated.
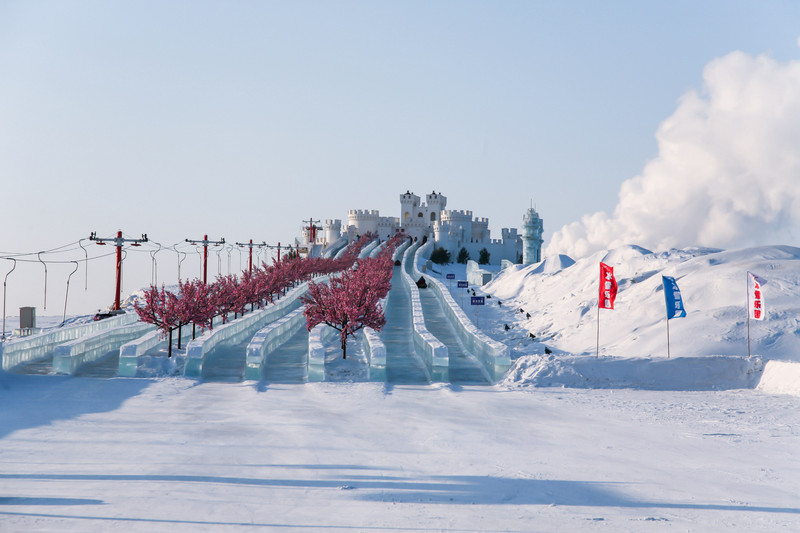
203 234 208 285
277 242 281 263
114 230 123 311
249 239 253 273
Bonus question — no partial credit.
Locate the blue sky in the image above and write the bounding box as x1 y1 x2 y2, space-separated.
1 1 799 316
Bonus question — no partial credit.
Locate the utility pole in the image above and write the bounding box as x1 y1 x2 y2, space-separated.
235 239 266 273
90 230 148 311
303 217 322 244
265 242 285 264
185 235 225 284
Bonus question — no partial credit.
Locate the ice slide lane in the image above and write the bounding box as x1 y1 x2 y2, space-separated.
403 258 491 385
380 265 430 384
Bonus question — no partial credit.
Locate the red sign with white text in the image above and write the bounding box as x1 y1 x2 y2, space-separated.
599 262 618 310
748 272 765 320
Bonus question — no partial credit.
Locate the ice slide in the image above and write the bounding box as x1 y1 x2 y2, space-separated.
399 244 492 384
1 312 142 375
403 241 512 383
184 275 326 380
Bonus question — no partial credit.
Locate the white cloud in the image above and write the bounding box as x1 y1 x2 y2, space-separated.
546 51 800 258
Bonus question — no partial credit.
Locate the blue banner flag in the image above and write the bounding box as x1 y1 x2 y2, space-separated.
662 275 686 319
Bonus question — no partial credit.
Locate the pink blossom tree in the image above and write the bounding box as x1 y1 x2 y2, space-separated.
301 267 386 359
134 285 181 357
211 274 239 323
177 278 215 338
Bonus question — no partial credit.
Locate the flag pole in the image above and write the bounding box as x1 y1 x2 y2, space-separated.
746 271 751 357
596 303 600 357
666 310 671 359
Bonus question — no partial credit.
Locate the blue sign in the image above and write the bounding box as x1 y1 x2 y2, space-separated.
471 296 485 306
446 273 455 279
662 275 687 319
457 281 468 288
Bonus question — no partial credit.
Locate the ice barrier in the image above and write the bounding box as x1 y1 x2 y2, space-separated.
402 244 447 381
184 277 326 377
322 237 348 258
307 324 337 381
362 267 394 380
393 239 410 262
362 326 386 381
502 354 764 391
414 242 511 382
0 312 139 371
53 321 155 375
244 307 307 380
358 238 380 259
117 321 196 377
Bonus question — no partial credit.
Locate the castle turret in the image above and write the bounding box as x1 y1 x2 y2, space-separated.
425 191 447 225
521 207 544 264
325 219 342 243
400 191 420 226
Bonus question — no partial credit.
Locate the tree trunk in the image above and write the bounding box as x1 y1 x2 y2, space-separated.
192 323 196 340
341 333 347 359
177 323 182 350
168 328 173 358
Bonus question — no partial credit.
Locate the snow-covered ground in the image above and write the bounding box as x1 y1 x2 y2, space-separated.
430 245 800 391
2 244 799 531
1 375 798 532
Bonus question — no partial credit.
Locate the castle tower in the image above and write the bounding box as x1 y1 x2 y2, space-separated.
325 219 342 244
400 191 420 226
521 207 544 264
425 191 447 225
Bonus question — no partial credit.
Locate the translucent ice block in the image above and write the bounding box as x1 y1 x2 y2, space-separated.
392 240 410 262
52 321 155 375
1 312 139 371
244 307 306 380
322 237 348 258
358 239 379 259
117 322 195 377
184 277 325 378
362 326 386 381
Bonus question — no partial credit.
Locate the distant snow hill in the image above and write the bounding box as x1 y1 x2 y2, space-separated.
484 245 800 392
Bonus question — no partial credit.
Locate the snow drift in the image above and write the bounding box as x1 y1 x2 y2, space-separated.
484 245 800 362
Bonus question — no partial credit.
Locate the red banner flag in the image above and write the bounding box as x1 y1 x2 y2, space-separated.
748 272 766 321
599 262 618 310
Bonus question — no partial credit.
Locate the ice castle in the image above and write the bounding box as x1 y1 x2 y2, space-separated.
300 191 543 265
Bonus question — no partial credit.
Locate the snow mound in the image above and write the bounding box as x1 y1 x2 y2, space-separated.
600 244 652 264
483 245 800 361
756 360 800 397
529 254 576 275
501 354 764 391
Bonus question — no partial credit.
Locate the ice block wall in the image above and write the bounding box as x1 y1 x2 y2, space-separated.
1 312 139 371
244 307 306 380
117 322 196 377
358 238 379 259
402 244 447 380
184 276 326 378
52 321 155 375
